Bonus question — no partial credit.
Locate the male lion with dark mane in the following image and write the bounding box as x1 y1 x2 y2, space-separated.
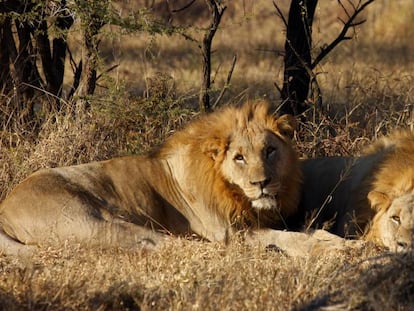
298 130 414 252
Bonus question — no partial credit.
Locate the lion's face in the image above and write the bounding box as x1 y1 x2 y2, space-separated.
368 191 414 252
219 115 297 211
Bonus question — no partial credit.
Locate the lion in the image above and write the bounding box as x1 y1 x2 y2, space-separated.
298 130 414 252
0 100 310 255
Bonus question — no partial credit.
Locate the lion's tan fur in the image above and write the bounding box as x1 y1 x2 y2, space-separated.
0 100 302 254
299 130 414 251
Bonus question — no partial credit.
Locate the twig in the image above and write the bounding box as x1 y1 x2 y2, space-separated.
274 82 283 97
179 31 198 45
305 158 356 231
256 48 284 56
272 1 288 28
96 64 119 80
172 0 197 13
22 82 69 107
67 59 82 100
69 65 82 99
213 54 237 109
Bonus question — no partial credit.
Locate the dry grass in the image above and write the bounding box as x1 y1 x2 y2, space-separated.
1 240 413 310
0 240 385 310
1 0 414 310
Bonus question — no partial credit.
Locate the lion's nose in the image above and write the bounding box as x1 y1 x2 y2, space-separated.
250 177 271 189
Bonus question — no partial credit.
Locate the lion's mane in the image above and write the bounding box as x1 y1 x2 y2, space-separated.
155 101 301 229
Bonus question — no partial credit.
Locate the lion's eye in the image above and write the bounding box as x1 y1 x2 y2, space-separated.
391 215 401 225
234 154 245 163
266 146 276 158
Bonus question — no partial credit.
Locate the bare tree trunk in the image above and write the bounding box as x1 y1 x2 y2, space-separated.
14 21 41 120
52 0 74 101
199 0 226 113
73 26 99 112
35 0 73 111
0 17 12 94
82 28 99 97
279 0 318 116
74 1 108 111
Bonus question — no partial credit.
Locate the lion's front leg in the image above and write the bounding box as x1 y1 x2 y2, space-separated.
245 229 365 257
0 230 36 257
88 220 168 250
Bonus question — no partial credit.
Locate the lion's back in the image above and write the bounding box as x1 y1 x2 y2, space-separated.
298 157 355 234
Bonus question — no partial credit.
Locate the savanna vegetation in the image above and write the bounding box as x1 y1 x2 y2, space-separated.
1 0 414 309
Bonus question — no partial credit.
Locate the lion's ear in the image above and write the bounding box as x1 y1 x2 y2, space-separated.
274 114 297 140
201 138 227 161
368 190 391 211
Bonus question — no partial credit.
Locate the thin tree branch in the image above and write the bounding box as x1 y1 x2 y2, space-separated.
199 0 226 112
67 60 82 100
311 0 374 69
178 31 198 45
172 0 197 13
96 64 119 80
272 1 288 28
274 81 283 97
213 54 237 109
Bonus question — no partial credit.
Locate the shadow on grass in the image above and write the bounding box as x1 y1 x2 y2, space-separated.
89 283 142 311
0 289 23 310
294 251 414 310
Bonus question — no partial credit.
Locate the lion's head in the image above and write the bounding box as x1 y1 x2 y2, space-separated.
368 191 414 251
219 113 298 212
363 130 414 251
168 100 302 230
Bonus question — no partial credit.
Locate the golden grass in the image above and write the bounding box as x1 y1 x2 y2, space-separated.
0 239 386 310
2 0 414 309
2 239 413 310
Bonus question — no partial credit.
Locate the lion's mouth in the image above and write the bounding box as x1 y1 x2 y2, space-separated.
251 194 278 210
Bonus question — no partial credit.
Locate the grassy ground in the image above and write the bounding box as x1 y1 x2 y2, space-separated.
1 240 414 310
1 0 414 309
